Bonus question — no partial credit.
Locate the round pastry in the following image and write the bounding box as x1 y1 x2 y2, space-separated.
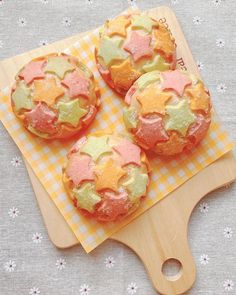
95 13 176 96
123 70 212 156
63 133 151 222
11 53 100 139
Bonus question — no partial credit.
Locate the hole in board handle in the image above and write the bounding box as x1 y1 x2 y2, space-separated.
162 258 183 281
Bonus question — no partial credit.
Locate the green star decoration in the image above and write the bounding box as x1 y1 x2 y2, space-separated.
143 55 169 72
132 15 157 33
58 99 87 127
123 167 148 201
73 183 101 213
45 56 75 79
80 135 112 161
123 107 138 130
12 83 33 112
97 37 126 67
137 71 159 91
165 99 196 136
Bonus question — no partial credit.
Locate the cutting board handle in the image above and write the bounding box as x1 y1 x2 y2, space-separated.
113 202 196 295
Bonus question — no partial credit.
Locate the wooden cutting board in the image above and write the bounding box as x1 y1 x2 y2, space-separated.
0 6 236 295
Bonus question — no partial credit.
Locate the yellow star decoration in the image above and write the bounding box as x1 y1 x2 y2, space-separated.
186 82 210 113
137 85 172 115
154 132 187 156
32 78 64 106
12 83 33 112
132 14 158 33
154 25 175 57
110 59 141 90
142 55 170 72
95 158 126 191
107 16 131 37
45 56 75 79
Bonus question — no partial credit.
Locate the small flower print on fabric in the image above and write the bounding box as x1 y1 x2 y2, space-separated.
0 40 3 48
199 202 209 213
0 0 4 6
193 16 203 25
62 17 72 27
8 207 19 218
56 258 66 270
40 0 48 4
104 256 115 268
199 254 210 265
223 279 234 291
212 0 222 7
4 260 16 272
171 0 180 5
127 0 137 7
197 61 204 71
217 83 227 93
79 284 90 295
224 227 233 239
38 40 48 46
11 156 22 167
86 0 93 4
29 287 40 295
18 17 27 27
216 38 225 48
32 232 43 244
127 282 138 294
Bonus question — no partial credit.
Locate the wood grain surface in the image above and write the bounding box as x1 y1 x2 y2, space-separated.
0 6 236 295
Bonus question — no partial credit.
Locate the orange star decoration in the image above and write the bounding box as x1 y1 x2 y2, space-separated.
110 59 141 90
154 25 175 57
32 78 64 105
95 158 126 191
186 82 210 113
137 85 172 115
154 132 187 156
107 16 131 37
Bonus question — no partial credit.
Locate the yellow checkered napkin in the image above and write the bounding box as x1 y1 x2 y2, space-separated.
0 28 234 253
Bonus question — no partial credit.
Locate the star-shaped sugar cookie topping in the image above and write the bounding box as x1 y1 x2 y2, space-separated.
98 37 126 67
73 183 101 213
80 135 112 161
187 114 211 142
66 154 94 186
135 116 169 149
12 83 33 112
154 26 175 56
45 56 75 79
123 106 138 129
25 103 57 134
123 167 148 200
132 14 158 33
186 82 210 113
142 55 169 72
32 78 64 105
162 70 192 96
61 70 90 98
155 132 187 155
110 59 141 90
165 99 196 136
124 31 153 62
137 85 172 115
95 158 126 191
113 139 141 167
58 99 87 127
97 191 129 221
107 15 131 37
19 60 45 84
136 71 159 91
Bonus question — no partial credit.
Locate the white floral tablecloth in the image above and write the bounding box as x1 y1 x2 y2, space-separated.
0 0 235 294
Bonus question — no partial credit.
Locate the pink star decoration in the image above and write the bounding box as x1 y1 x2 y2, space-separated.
61 70 90 98
19 60 45 84
135 116 169 149
25 103 57 134
97 191 129 221
124 31 153 62
65 154 94 186
162 70 192 96
113 139 141 167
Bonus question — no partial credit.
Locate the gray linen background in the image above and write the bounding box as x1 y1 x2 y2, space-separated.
0 0 235 294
